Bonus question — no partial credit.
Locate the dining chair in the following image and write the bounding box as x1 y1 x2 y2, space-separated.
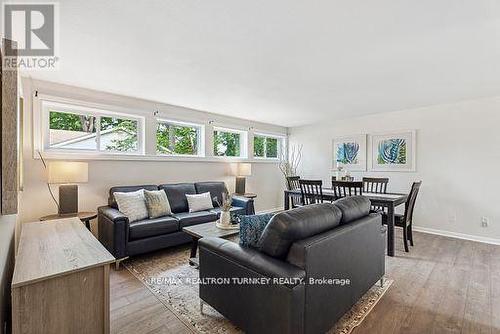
299 179 324 205
382 181 422 252
362 177 389 194
363 177 389 212
331 180 363 199
286 176 303 208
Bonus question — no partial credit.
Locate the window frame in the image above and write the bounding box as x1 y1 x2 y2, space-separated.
155 118 205 157
213 126 248 159
41 100 145 155
253 132 285 160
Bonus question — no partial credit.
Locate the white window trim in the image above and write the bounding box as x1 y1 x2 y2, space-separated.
213 126 248 159
156 118 205 157
41 100 145 155
32 93 286 163
253 132 286 160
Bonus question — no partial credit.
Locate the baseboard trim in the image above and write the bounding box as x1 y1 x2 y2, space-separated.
256 207 284 214
413 226 500 245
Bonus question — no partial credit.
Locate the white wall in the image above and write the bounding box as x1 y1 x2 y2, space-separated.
19 79 287 224
289 96 500 243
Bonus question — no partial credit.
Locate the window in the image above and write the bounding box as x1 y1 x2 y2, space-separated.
156 120 203 156
49 110 97 150
254 134 282 159
213 127 246 157
100 116 139 153
44 101 143 154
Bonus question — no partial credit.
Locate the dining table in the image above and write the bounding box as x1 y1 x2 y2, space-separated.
283 188 408 257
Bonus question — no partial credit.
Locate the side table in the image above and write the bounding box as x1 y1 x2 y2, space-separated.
40 211 97 230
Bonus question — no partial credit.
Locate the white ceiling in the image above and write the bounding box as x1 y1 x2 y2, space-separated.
25 0 500 127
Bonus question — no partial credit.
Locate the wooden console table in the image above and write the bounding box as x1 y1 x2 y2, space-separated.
12 218 115 334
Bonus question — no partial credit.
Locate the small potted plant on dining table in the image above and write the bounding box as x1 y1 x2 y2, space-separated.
214 190 234 229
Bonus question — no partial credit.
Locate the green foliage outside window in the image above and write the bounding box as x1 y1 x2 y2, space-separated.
267 137 278 158
214 130 240 157
49 111 96 132
157 122 199 155
253 135 279 158
100 116 138 152
49 111 138 152
254 136 265 157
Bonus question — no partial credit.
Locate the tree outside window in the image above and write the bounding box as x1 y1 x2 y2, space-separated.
214 130 241 157
157 121 200 155
253 135 280 158
100 116 138 152
48 110 140 152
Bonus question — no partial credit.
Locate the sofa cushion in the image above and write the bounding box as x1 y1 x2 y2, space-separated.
239 213 275 248
194 182 227 207
210 206 246 218
108 185 158 209
173 211 218 228
159 183 197 213
129 216 179 240
334 196 371 224
258 203 342 259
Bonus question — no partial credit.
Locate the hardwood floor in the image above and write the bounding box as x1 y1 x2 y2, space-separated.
110 232 500 334
110 268 192 334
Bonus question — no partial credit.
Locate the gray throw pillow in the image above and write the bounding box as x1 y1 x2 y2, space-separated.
186 192 214 212
144 190 172 219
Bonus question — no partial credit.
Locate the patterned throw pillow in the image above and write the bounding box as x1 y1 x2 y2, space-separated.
239 213 275 248
144 190 172 219
113 189 148 223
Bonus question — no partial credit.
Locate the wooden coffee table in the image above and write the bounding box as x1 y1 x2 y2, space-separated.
182 222 239 267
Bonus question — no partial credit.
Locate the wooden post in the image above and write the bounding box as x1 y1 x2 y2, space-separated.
1 38 18 215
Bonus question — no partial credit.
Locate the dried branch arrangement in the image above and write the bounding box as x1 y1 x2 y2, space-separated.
279 144 303 178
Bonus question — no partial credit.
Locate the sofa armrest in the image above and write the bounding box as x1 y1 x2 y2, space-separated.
198 237 305 333
231 196 255 215
97 206 129 259
199 237 305 286
285 213 385 333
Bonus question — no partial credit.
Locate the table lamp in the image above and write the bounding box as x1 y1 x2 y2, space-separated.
47 161 88 214
235 163 252 195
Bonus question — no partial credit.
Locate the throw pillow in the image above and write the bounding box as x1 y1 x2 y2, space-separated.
239 213 275 248
113 189 148 223
144 189 172 219
186 192 214 212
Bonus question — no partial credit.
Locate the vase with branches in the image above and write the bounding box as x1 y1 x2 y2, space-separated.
279 144 303 184
213 189 232 227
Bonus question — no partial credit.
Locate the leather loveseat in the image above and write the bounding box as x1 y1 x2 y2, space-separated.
98 182 254 261
198 196 386 334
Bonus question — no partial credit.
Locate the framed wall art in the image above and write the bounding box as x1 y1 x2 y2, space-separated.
332 134 367 171
370 130 416 172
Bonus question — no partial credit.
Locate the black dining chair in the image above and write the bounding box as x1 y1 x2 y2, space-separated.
363 177 389 212
299 179 324 205
382 181 422 252
363 177 389 194
286 176 303 208
331 180 363 199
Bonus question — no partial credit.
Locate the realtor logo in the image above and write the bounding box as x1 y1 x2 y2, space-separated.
2 3 59 69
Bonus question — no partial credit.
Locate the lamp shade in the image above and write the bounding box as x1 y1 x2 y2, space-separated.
47 161 88 184
237 163 252 177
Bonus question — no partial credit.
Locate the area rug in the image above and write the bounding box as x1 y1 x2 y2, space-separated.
124 244 393 334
